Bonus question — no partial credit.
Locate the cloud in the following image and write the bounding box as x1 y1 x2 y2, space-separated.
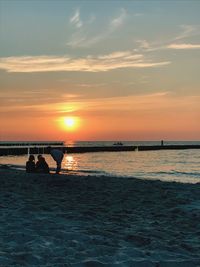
70 9 82 28
135 25 200 52
79 92 200 116
136 40 151 50
175 25 198 41
62 94 82 99
133 13 144 17
67 8 127 48
0 52 170 73
98 51 135 59
110 8 127 28
167 43 200 49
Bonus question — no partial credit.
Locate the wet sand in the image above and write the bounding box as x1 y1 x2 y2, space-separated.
0 167 200 266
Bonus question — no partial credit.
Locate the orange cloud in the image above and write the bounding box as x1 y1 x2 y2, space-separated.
167 43 200 49
0 52 170 73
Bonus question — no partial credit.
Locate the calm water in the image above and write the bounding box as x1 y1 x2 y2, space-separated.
0 141 200 183
64 140 200 147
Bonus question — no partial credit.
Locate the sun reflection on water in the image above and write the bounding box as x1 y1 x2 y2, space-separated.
63 155 78 171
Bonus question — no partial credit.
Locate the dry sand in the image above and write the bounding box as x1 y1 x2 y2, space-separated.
0 167 200 266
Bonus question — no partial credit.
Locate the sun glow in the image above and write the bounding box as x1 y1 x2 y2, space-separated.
59 116 80 131
64 117 75 127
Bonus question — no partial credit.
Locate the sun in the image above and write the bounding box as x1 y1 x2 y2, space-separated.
60 116 79 131
64 117 75 127
57 116 80 131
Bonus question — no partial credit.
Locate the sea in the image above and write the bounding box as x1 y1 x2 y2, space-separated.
0 141 200 184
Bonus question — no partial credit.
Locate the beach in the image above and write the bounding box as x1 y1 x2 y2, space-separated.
0 167 200 267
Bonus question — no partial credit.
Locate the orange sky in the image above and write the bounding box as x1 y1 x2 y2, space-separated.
1 92 199 141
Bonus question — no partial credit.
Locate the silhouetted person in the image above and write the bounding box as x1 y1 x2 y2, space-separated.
26 154 35 173
35 155 49 174
47 147 64 174
161 140 164 146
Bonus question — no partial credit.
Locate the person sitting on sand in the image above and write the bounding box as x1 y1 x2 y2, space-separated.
26 154 36 173
35 155 49 174
47 147 64 174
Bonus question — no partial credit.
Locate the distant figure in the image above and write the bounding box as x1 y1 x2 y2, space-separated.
26 154 35 173
161 140 164 146
48 147 64 174
35 155 49 174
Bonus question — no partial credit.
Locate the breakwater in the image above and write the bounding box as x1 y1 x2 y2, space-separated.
0 145 200 156
0 141 64 147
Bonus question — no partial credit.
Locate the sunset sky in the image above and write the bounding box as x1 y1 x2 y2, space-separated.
0 0 200 141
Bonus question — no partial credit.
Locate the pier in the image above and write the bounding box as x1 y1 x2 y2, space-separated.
0 141 64 156
0 144 200 156
0 141 64 147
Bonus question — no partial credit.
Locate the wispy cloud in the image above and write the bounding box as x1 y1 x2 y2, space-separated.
110 8 127 28
61 94 82 99
175 25 198 41
136 40 151 50
136 25 200 52
78 92 199 117
70 9 82 28
98 51 134 59
0 52 170 73
134 13 144 17
167 43 200 49
67 8 127 48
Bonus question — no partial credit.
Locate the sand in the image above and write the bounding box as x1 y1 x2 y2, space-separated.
0 167 200 267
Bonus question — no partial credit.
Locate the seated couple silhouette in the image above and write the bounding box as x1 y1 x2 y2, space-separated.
26 154 49 174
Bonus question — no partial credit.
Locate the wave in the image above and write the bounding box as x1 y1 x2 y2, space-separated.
149 170 200 177
172 170 200 177
62 169 108 175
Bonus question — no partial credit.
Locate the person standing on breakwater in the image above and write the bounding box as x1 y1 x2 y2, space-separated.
47 147 64 174
26 154 35 173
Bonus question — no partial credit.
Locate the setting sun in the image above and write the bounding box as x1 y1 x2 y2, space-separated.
59 116 80 131
64 117 75 128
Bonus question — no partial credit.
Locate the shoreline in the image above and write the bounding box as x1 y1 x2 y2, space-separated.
1 163 200 185
0 167 200 266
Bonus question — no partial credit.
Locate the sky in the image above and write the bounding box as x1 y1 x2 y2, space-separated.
0 0 200 141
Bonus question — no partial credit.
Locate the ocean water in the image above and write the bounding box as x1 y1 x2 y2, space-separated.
0 141 200 183
64 140 200 147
